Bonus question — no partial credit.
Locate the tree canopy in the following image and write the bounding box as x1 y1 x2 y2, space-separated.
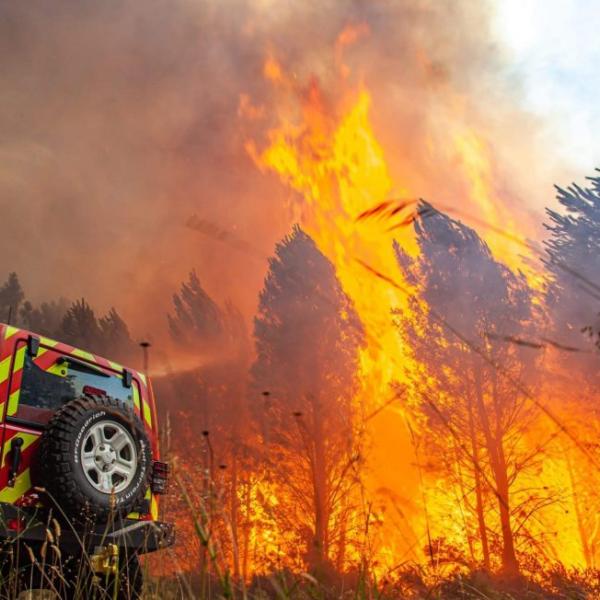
395 204 542 574
251 225 364 570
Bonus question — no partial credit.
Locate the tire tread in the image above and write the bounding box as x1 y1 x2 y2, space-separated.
37 394 151 523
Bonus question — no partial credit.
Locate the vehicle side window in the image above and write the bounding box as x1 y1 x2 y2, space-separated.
14 352 136 425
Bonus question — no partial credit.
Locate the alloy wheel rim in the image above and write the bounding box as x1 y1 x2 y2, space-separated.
81 420 137 494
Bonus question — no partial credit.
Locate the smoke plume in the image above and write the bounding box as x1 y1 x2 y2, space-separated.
0 0 569 340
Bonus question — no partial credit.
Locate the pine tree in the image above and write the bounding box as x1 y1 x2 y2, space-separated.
20 298 70 337
168 270 224 347
163 271 252 580
59 298 103 353
99 308 135 363
544 173 600 566
0 272 24 324
544 174 600 361
395 204 545 575
251 225 364 571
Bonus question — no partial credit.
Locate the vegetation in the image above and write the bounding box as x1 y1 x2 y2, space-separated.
394 205 546 575
250 226 365 572
0 273 136 364
147 175 600 598
4 175 600 597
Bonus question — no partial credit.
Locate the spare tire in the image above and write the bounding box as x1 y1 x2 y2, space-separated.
36 394 152 522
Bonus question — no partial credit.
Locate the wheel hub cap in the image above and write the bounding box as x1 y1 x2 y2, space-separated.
96 445 116 466
81 420 138 494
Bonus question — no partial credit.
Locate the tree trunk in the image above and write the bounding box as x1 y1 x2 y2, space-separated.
494 439 519 575
473 364 519 575
230 449 241 580
242 478 251 582
453 443 476 563
309 394 329 570
565 448 593 567
229 368 247 584
336 507 348 572
466 392 490 569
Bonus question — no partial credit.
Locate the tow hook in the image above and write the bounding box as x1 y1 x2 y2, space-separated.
90 544 119 576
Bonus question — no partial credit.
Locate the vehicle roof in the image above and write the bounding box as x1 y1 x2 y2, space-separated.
0 322 148 385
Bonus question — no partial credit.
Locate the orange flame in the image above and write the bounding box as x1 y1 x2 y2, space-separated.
249 66 423 569
243 44 585 573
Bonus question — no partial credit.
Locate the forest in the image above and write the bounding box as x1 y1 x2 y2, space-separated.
3 175 600 599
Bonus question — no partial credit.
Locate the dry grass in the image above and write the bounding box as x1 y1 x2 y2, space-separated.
1 501 599 600
141 565 600 599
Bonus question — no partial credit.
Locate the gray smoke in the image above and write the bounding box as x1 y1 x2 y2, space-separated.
0 0 565 339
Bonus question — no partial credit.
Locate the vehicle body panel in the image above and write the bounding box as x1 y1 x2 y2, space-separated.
0 323 160 522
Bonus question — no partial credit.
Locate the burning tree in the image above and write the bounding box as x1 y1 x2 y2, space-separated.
545 174 600 358
544 174 600 567
251 225 364 572
394 205 551 575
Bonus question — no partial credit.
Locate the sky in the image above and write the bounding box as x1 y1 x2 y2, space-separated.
493 0 600 175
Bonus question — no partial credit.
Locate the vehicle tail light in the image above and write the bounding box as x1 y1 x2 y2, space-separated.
7 518 24 532
83 385 107 397
151 461 169 494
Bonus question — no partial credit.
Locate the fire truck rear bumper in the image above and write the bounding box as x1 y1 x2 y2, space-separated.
0 503 175 554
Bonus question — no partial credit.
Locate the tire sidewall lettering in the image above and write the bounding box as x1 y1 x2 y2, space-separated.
73 411 106 465
120 439 148 503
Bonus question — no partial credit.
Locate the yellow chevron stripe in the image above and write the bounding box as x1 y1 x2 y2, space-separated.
71 348 96 362
6 346 26 416
0 355 11 385
126 489 155 521
4 326 18 340
46 361 68 377
39 337 58 348
138 372 147 386
0 468 32 503
7 391 19 417
13 345 25 370
139 381 152 428
132 384 141 410
108 360 122 371
142 400 152 429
